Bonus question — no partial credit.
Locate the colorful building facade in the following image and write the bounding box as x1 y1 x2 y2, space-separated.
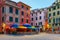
47 0 60 31
30 9 48 28
17 2 31 25
0 0 31 26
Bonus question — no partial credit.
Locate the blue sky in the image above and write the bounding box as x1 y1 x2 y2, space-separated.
12 0 55 10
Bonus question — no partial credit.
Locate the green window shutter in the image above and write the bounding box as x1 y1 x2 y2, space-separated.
9 16 13 22
57 11 60 15
49 13 51 17
52 6 56 10
16 9 19 15
49 19 51 23
57 5 59 9
53 12 55 16
15 18 18 23
53 18 55 23
9 7 13 13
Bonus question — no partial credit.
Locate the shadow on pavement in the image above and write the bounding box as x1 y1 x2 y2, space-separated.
5 32 39 36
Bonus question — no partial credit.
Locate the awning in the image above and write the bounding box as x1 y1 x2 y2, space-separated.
18 26 27 28
10 24 19 28
25 26 36 29
23 24 32 27
32 26 35 28
32 26 36 29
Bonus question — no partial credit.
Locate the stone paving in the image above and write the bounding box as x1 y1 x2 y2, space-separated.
0 33 60 40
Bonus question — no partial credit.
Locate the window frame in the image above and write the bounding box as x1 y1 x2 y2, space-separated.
2 7 5 13
15 18 18 23
39 16 41 20
49 13 51 17
26 19 28 23
15 9 19 15
21 18 24 22
9 16 13 22
57 11 60 15
21 11 24 16
9 7 13 13
52 6 56 10
53 12 55 16
31 18 34 21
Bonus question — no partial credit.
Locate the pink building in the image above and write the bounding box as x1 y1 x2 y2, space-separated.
30 8 48 28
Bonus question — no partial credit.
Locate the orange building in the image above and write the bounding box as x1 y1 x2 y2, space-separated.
0 0 31 27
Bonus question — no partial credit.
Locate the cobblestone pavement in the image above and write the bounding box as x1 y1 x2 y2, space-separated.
0 33 60 40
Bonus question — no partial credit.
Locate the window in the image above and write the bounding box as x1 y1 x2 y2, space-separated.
26 20 28 23
2 7 4 13
15 18 18 23
21 11 24 15
26 7 29 10
49 19 51 23
49 8 51 11
32 14 33 16
57 11 60 15
55 23 58 26
9 7 13 13
36 17 38 20
21 5 24 8
59 23 60 26
53 12 55 16
21 18 24 22
39 22 42 25
36 13 37 15
40 11 41 14
53 6 56 10
49 14 51 17
36 23 37 26
39 16 41 20
31 23 33 26
52 24 54 26
2 17 4 22
59 18 60 22
9 16 13 22
56 18 59 23
57 5 60 9
53 18 55 23
16 9 19 15
31 18 33 21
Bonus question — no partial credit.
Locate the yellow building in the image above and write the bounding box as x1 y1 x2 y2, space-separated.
47 0 60 31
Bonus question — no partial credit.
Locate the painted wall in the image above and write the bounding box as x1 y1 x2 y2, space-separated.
0 0 31 26
17 2 31 25
31 9 47 27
